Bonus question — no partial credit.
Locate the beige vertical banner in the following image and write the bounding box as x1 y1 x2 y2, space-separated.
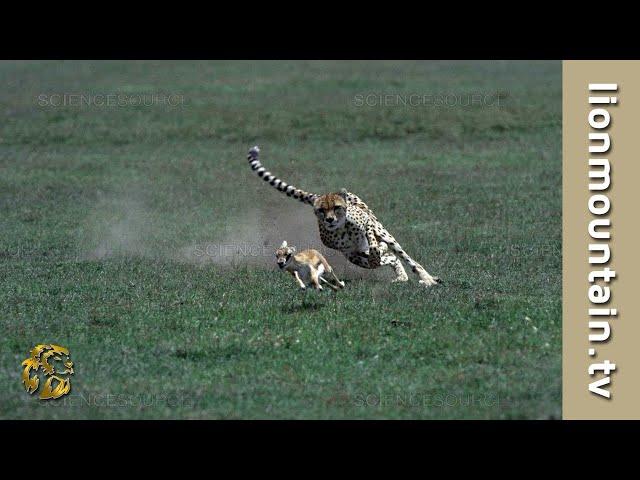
564 61 640 419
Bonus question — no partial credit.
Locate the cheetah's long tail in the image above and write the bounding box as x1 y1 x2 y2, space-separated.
247 146 319 206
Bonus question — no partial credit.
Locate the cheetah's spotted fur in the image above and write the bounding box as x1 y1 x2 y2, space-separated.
247 146 441 286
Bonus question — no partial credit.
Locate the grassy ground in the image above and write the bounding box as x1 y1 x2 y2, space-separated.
0 61 561 419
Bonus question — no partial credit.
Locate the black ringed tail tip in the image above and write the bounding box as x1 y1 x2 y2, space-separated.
248 145 260 159
246 145 317 206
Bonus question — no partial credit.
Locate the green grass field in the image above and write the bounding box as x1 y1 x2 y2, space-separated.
0 61 561 419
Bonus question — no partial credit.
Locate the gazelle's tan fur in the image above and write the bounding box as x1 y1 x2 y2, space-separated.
275 241 345 291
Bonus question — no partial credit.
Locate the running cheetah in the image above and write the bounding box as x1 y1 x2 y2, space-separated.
247 146 441 287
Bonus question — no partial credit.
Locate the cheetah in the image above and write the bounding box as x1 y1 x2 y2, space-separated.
247 146 441 287
275 241 346 291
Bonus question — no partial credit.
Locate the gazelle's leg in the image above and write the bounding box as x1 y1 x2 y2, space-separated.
319 276 340 291
293 271 307 290
327 269 346 288
309 268 323 290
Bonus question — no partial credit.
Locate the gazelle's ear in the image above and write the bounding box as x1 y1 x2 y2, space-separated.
290 246 296 253
280 240 287 248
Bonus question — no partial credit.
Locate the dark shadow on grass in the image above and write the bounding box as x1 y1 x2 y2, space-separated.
281 301 327 314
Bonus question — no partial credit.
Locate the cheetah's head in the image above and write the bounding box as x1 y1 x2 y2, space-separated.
275 241 296 269
313 192 347 231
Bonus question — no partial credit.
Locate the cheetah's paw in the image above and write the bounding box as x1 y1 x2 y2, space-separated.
391 275 409 283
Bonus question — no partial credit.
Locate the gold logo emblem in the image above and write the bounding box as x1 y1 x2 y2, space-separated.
21 344 74 400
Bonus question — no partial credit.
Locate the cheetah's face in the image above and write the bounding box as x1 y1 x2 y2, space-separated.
275 241 296 269
313 193 347 231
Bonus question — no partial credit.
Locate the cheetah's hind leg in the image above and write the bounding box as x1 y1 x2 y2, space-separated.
378 236 441 287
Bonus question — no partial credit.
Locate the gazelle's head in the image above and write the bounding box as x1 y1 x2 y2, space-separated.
274 240 296 269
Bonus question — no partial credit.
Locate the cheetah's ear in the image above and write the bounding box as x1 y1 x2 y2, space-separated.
280 240 287 248
339 188 348 200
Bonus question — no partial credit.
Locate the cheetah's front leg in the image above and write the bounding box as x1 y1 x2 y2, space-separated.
378 242 409 282
347 248 409 283
345 252 378 269
365 224 382 268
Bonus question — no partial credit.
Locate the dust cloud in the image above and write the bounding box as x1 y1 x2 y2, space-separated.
77 192 383 280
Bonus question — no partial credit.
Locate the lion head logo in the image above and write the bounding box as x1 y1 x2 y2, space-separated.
21 344 74 400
